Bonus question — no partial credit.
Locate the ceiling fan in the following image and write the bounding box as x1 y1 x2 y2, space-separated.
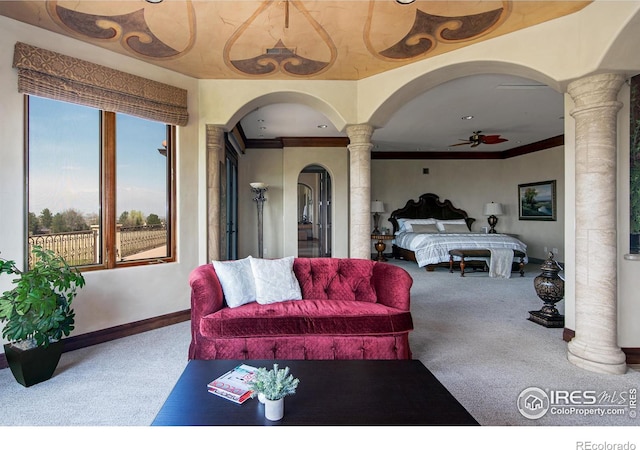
450 131 508 148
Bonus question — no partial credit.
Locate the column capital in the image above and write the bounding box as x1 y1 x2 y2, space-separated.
206 124 225 143
346 124 374 146
568 73 625 110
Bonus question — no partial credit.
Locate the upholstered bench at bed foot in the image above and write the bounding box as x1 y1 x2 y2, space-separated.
448 249 526 277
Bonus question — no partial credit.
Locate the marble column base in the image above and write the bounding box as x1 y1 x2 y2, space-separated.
567 338 627 375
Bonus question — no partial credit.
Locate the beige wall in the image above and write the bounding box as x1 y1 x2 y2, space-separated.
237 146 349 259
0 17 201 342
371 146 565 262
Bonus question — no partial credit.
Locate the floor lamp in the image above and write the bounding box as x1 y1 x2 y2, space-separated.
250 182 268 258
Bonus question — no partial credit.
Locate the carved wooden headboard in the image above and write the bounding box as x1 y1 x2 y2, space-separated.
388 193 476 233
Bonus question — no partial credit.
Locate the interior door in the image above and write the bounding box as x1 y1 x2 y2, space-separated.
224 141 238 260
319 169 332 257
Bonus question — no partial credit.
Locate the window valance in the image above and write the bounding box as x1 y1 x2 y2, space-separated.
13 42 188 126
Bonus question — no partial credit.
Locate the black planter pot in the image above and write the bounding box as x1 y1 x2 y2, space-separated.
3 340 64 387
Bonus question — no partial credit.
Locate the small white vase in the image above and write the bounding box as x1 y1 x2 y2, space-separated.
257 392 266 404
264 397 284 421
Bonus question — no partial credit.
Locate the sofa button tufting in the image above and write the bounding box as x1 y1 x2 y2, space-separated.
189 258 413 361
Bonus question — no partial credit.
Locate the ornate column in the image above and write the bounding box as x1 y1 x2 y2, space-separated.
346 124 374 259
206 125 224 262
567 73 627 374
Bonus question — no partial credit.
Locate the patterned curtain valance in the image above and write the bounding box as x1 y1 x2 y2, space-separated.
13 42 188 126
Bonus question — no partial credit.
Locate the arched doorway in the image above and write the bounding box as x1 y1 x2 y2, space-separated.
297 165 331 257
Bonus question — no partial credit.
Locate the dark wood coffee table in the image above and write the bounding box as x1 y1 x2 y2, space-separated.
151 359 478 426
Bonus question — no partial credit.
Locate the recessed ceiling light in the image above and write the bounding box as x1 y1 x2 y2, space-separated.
395 0 416 4
461 115 474 120
145 0 163 3
317 124 328 129
257 119 265 122
259 126 266 130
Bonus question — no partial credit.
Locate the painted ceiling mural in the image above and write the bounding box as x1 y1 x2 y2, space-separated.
0 0 591 80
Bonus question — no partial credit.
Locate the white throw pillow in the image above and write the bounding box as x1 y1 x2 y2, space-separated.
249 256 302 304
211 257 256 308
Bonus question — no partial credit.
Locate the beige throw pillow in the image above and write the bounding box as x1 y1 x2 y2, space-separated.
410 223 440 233
441 223 470 233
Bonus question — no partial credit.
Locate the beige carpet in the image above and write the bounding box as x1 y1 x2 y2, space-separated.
0 258 638 433
398 258 640 427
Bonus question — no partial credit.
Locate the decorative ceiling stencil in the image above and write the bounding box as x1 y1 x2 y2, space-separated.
0 1 592 80
46 0 195 60
224 0 336 77
365 0 509 61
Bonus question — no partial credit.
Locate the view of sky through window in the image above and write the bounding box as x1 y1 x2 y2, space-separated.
29 96 168 223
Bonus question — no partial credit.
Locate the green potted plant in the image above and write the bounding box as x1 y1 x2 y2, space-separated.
248 363 300 421
0 246 85 387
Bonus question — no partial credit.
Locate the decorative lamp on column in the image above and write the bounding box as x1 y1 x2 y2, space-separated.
483 202 503 234
371 201 385 234
250 182 268 258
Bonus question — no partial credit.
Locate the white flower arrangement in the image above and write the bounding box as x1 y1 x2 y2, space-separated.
248 363 300 401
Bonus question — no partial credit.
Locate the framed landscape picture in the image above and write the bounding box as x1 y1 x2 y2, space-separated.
518 180 557 221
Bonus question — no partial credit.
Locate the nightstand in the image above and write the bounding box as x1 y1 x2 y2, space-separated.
371 234 394 261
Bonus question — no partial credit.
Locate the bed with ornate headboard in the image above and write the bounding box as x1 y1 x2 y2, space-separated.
388 193 528 275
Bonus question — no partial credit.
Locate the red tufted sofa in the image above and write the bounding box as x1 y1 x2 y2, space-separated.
188 258 414 360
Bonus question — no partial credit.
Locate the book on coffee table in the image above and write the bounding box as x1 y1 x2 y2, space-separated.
207 364 258 404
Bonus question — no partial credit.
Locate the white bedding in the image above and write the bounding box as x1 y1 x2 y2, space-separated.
394 232 528 268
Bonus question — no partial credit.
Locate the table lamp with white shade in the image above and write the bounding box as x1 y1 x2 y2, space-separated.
371 200 385 234
483 202 503 234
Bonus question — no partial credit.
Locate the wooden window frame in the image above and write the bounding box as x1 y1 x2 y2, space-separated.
25 96 176 271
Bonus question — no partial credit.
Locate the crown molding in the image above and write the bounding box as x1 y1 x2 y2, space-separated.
240 133 564 159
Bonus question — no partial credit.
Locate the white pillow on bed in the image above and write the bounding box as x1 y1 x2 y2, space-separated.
435 219 468 232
